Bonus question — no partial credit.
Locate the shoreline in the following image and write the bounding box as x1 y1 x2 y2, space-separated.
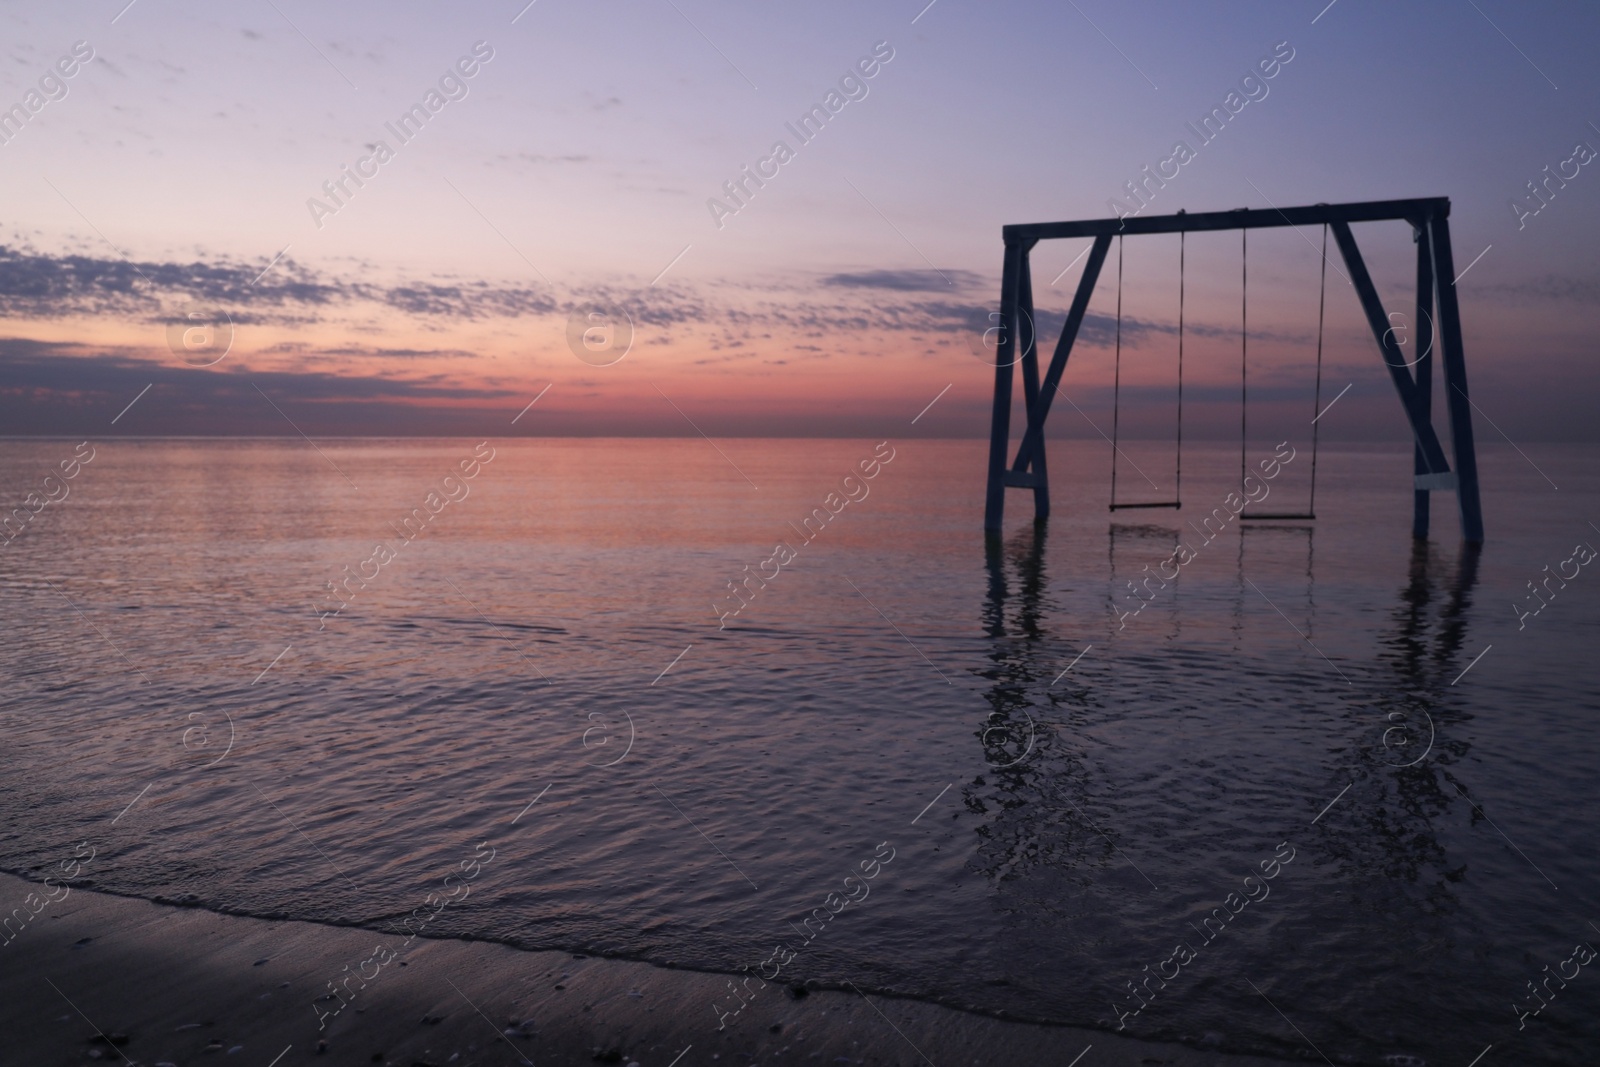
0 871 1303 1067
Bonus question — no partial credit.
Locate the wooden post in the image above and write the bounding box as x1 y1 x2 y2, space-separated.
1015 251 1048 519
1427 215 1486 545
984 241 1024 533
1412 224 1435 540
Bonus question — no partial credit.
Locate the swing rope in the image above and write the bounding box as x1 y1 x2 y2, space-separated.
1176 227 1185 508
1109 234 1124 507
1240 228 1248 493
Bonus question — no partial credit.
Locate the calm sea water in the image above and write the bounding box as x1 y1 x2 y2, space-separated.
2 436 1597 1064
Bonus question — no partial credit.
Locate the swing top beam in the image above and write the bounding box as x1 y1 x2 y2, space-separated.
1003 197 1448 242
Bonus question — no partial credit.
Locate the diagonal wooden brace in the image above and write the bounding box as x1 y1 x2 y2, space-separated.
1010 233 1112 475
1330 221 1452 476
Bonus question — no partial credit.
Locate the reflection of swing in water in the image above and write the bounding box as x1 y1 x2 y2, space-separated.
986 198 1484 544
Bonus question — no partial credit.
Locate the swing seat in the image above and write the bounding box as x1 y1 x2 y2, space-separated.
1109 501 1182 511
1240 511 1316 520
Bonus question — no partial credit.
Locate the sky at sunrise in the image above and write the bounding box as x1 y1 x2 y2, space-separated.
2 0 1597 439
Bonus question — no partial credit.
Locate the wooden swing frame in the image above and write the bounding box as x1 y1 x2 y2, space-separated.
982 197 1484 544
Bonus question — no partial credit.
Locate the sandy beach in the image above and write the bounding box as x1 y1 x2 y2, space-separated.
2 871 1301 1067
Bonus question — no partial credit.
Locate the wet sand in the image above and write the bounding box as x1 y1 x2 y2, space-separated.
1 872 1300 1067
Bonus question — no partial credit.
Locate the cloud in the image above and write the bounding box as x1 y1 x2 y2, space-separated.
262 343 480 360
319 346 478 360
0 339 543 440
892 300 1162 348
692 351 760 366
0 338 514 404
381 282 558 320
1472 275 1600 306
0 244 565 324
0 244 345 322
819 269 986 293
0 243 1305 367
491 152 594 166
0 244 745 333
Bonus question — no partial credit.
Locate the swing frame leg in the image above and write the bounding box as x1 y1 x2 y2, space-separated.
1412 223 1435 541
986 235 1111 532
1016 252 1049 521
983 241 1024 534
1428 216 1486 546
